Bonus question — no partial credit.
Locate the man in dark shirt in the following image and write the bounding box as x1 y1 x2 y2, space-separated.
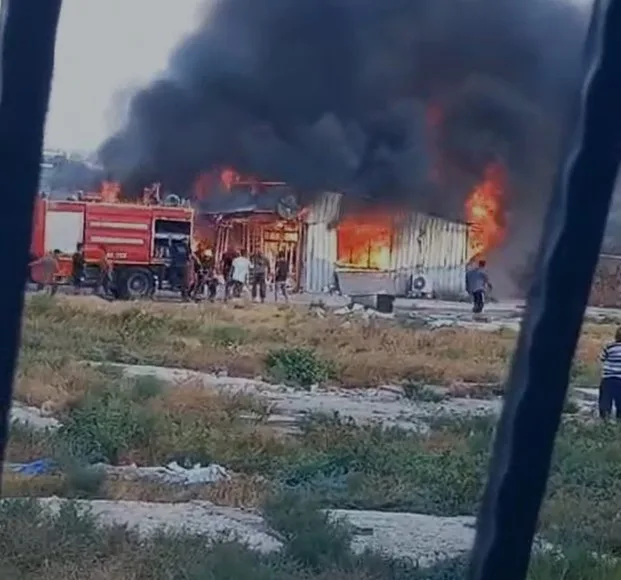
274 250 289 303
71 243 85 294
250 250 270 303
465 259 492 314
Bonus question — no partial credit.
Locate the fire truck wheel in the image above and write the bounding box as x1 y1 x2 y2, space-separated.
119 268 154 300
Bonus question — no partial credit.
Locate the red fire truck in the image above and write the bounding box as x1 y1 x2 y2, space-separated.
30 195 195 298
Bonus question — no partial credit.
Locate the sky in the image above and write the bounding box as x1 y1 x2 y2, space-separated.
44 0 204 153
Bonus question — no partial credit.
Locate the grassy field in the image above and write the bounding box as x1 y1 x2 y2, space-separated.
3 294 620 578
18 294 608 389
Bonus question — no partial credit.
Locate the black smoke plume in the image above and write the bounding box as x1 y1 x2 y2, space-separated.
99 0 589 283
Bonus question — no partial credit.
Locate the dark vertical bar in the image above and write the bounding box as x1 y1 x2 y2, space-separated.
469 1 621 579
0 0 64 487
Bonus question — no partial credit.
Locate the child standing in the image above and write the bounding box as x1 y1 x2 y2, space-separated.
599 327 621 419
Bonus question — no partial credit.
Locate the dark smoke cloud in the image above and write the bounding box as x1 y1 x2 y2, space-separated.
99 0 589 219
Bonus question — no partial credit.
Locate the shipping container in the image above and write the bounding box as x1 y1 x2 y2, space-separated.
302 193 469 297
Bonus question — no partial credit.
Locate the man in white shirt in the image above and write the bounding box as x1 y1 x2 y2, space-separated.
231 249 251 298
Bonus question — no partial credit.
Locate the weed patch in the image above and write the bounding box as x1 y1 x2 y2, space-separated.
266 347 333 388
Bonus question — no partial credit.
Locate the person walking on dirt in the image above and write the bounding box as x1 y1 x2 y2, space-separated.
250 250 270 303
30 249 61 296
466 259 492 314
599 327 621 420
231 249 251 299
274 250 289 303
71 243 85 295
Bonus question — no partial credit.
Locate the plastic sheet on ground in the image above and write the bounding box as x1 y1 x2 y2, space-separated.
8 458 55 476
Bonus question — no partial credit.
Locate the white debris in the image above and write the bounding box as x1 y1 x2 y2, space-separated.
10 402 61 430
101 462 231 486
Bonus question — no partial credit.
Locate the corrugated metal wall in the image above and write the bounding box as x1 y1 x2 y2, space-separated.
391 213 468 296
304 193 341 292
303 193 469 296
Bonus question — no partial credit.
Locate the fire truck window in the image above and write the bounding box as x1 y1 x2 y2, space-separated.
154 220 191 236
336 214 393 270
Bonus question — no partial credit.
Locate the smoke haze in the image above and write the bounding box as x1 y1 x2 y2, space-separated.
99 0 590 291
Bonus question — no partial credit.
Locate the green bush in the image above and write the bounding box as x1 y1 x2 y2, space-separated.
264 491 354 573
266 348 333 388
57 387 159 464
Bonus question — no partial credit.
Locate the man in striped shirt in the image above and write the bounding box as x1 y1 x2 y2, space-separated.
599 327 621 419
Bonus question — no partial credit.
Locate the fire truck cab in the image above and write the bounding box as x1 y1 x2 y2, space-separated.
30 195 195 299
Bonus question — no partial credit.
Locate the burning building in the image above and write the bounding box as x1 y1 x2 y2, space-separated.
304 193 469 297
192 169 480 297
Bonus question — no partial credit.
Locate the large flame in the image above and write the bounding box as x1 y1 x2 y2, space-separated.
337 213 393 270
465 163 506 259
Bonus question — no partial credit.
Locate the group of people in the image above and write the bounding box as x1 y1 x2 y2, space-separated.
29 243 110 297
169 244 292 303
29 242 291 303
217 248 290 303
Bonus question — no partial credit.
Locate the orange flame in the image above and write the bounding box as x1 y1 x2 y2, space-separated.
336 213 393 270
98 181 121 203
465 163 506 259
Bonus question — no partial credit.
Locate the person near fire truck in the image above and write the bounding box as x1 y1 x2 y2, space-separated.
231 249 251 299
465 259 492 314
274 250 289 303
29 249 61 296
182 247 199 301
250 250 270 303
96 245 114 298
71 243 85 294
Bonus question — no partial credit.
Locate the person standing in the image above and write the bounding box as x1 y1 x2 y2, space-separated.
96 246 115 298
599 327 621 420
231 249 251 298
250 250 270 303
71 243 85 295
465 259 492 314
200 249 218 302
182 249 198 301
30 249 61 296
274 250 289 303
221 247 237 301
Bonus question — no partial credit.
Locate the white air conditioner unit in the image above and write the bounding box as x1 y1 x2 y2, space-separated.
410 273 434 298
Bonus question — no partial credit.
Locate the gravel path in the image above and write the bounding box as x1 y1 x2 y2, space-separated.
20 497 477 563
91 362 501 431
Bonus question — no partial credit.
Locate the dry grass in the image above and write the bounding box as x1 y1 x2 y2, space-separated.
14 359 106 411
19 294 611 387
104 474 269 507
